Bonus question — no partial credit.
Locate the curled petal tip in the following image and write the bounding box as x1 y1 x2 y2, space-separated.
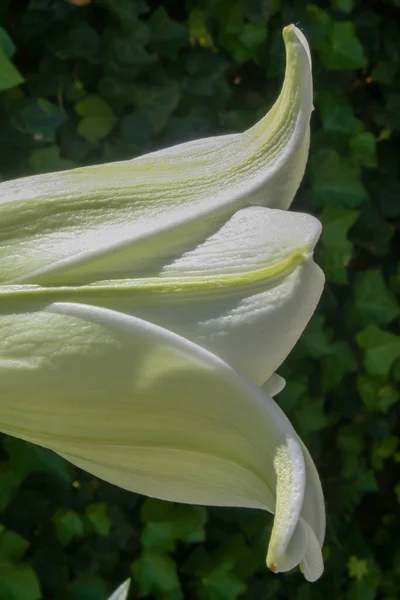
267 562 278 574
282 24 312 69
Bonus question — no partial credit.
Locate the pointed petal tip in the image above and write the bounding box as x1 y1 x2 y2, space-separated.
282 24 306 45
282 24 312 68
267 561 278 574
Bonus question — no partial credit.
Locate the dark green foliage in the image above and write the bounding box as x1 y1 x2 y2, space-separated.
0 0 399 598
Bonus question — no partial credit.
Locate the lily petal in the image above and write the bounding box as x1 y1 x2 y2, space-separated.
0 25 312 286
0 302 324 575
0 207 323 386
107 580 130 600
262 373 286 397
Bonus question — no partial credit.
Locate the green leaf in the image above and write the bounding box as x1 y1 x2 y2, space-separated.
353 270 400 326
0 529 30 562
11 98 66 142
317 207 360 284
278 377 308 412
85 503 111 537
52 509 84 546
311 149 368 208
132 82 180 134
240 23 267 50
317 92 361 136
0 49 24 91
75 95 117 143
189 9 215 48
297 315 333 358
50 23 99 63
395 483 400 504
3 437 73 484
100 0 147 28
320 206 360 246
357 376 399 413
370 61 397 86
306 5 333 50
356 325 400 376
331 0 355 13
132 550 182 600
321 341 357 392
372 436 398 471
148 7 188 55
320 22 367 70
119 113 152 147
350 132 378 168
0 27 16 58
0 529 41 600
141 499 207 551
0 563 42 600
348 556 369 581
195 560 246 600
69 576 108 600
295 397 328 434
29 146 77 174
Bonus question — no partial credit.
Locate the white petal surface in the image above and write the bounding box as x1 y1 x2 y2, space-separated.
0 26 312 286
107 580 130 600
262 374 286 397
0 207 323 386
0 302 323 574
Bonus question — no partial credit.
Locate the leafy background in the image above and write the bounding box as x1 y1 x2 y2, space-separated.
0 0 399 598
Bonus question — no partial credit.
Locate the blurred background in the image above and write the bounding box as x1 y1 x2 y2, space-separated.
0 0 399 599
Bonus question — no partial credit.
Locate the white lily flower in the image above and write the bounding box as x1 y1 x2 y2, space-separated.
107 580 130 600
0 25 325 581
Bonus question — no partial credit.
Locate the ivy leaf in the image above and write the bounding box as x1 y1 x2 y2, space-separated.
85 503 111 537
311 149 368 208
132 550 182 600
0 527 41 600
148 7 188 55
49 23 99 63
0 563 42 600
188 9 215 48
195 560 246 600
295 397 328 434
350 132 378 168
29 146 77 174
372 436 398 471
357 376 399 413
317 92 361 136
132 81 180 134
353 270 400 326
0 49 24 91
296 315 333 358
0 528 30 562
317 207 359 284
320 22 367 70
331 0 355 14
356 325 400 376
0 27 16 58
69 576 108 600
75 95 117 143
119 113 152 148
278 377 308 412
3 437 72 484
141 499 207 551
321 341 357 392
52 509 84 546
11 98 66 142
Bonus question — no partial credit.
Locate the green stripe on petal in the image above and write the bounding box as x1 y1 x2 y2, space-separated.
0 26 312 286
